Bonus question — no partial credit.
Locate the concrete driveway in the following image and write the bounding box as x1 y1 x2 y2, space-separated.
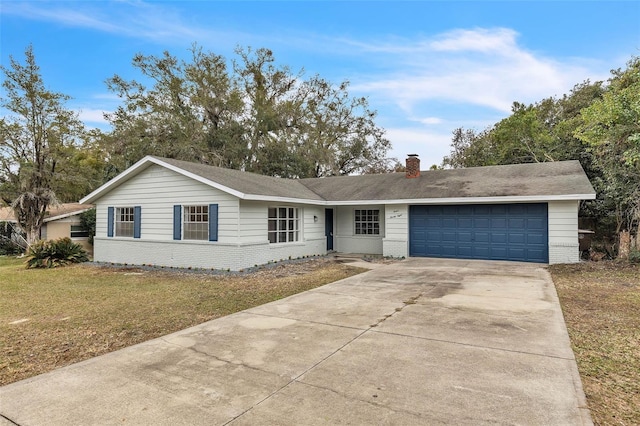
0 258 591 425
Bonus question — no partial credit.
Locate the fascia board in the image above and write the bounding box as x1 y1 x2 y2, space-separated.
80 156 247 204
44 208 93 222
325 193 597 206
80 156 155 204
242 194 326 205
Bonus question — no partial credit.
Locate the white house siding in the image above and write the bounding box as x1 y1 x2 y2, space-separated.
548 200 580 264
334 205 384 255
238 201 268 244
383 204 409 258
95 165 239 241
94 170 328 270
236 200 327 265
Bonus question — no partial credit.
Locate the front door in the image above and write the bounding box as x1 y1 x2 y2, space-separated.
325 208 334 251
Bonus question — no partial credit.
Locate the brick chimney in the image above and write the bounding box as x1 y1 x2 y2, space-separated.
405 154 420 178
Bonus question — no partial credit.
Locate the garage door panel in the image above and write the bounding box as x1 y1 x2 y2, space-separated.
457 245 473 256
442 245 457 256
509 218 525 228
473 246 491 257
442 218 457 228
491 233 508 243
426 218 442 228
458 218 473 227
474 232 490 243
442 232 457 242
474 218 491 228
458 232 473 242
491 218 507 228
474 205 492 215
527 233 546 245
509 233 526 244
527 218 546 229
426 231 441 241
410 203 548 263
491 205 507 214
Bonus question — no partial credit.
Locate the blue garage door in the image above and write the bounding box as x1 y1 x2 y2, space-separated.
409 204 548 263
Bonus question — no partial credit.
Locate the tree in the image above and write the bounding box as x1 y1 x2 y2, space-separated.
442 127 495 168
105 44 393 178
575 57 640 235
0 46 84 245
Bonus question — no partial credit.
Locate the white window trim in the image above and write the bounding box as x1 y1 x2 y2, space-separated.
115 206 135 238
183 204 209 241
354 208 381 236
268 206 302 244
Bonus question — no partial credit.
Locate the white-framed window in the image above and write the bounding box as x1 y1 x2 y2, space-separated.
70 224 89 238
354 209 380 235
268 207 300 243
115 207 134 237
183 205 209 240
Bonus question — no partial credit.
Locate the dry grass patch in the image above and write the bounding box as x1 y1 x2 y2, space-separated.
0 257 365 386
550 262 640 426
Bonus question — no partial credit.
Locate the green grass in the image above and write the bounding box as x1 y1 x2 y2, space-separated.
550 262 640 426
0 256 365 385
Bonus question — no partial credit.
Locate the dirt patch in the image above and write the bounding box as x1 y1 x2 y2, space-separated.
550 261 640 426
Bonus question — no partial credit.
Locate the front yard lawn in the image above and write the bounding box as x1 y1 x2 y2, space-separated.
0 257 365 386
550 262 640 426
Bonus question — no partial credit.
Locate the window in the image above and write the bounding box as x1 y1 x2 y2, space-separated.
115 207 134 237
354 209 380 235
70 225 89 238
268 207 300 243
183 205 209 240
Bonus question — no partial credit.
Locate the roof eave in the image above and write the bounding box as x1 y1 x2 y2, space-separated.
326 193 597 206
242 194 325 205
80 156 247 204
44 208 94 222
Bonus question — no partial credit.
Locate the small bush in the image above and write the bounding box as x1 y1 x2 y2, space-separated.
629 249 640 264
26 238 89 269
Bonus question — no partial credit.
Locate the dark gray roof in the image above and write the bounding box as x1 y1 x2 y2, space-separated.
155 157 594 202
154 157 324 201
299 160 595 201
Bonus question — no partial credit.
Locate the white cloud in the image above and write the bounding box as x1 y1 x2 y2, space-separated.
2 1 240 45
430 28 520 54
385 128 453 168
77 108 110 125
350 28 608 115
416 117 443 125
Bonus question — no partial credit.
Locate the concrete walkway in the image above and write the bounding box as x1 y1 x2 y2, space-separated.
0 258 591 425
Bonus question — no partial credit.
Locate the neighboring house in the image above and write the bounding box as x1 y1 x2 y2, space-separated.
80 155 596 270
0 203 94 252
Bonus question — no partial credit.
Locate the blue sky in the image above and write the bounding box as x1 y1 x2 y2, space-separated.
2 1 639 168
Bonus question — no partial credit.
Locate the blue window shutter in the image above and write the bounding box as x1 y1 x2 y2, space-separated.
209 204 218 242
133 206 141 239
173 205 182 240
107 207 114 237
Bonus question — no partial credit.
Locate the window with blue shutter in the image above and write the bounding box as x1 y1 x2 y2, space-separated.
107 207 114 237
173 205 182 240
133 206 141 238
209 204 218 242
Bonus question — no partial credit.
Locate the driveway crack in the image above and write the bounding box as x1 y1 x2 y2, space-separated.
224 327 370 425
369 293 422 328
0 413 21 426
158 337 277 377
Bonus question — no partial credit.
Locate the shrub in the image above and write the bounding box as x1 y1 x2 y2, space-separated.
26 237 89 269
629 249 640 264
79 208 96 245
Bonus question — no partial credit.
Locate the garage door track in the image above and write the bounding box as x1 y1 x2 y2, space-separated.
0 258 591 425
